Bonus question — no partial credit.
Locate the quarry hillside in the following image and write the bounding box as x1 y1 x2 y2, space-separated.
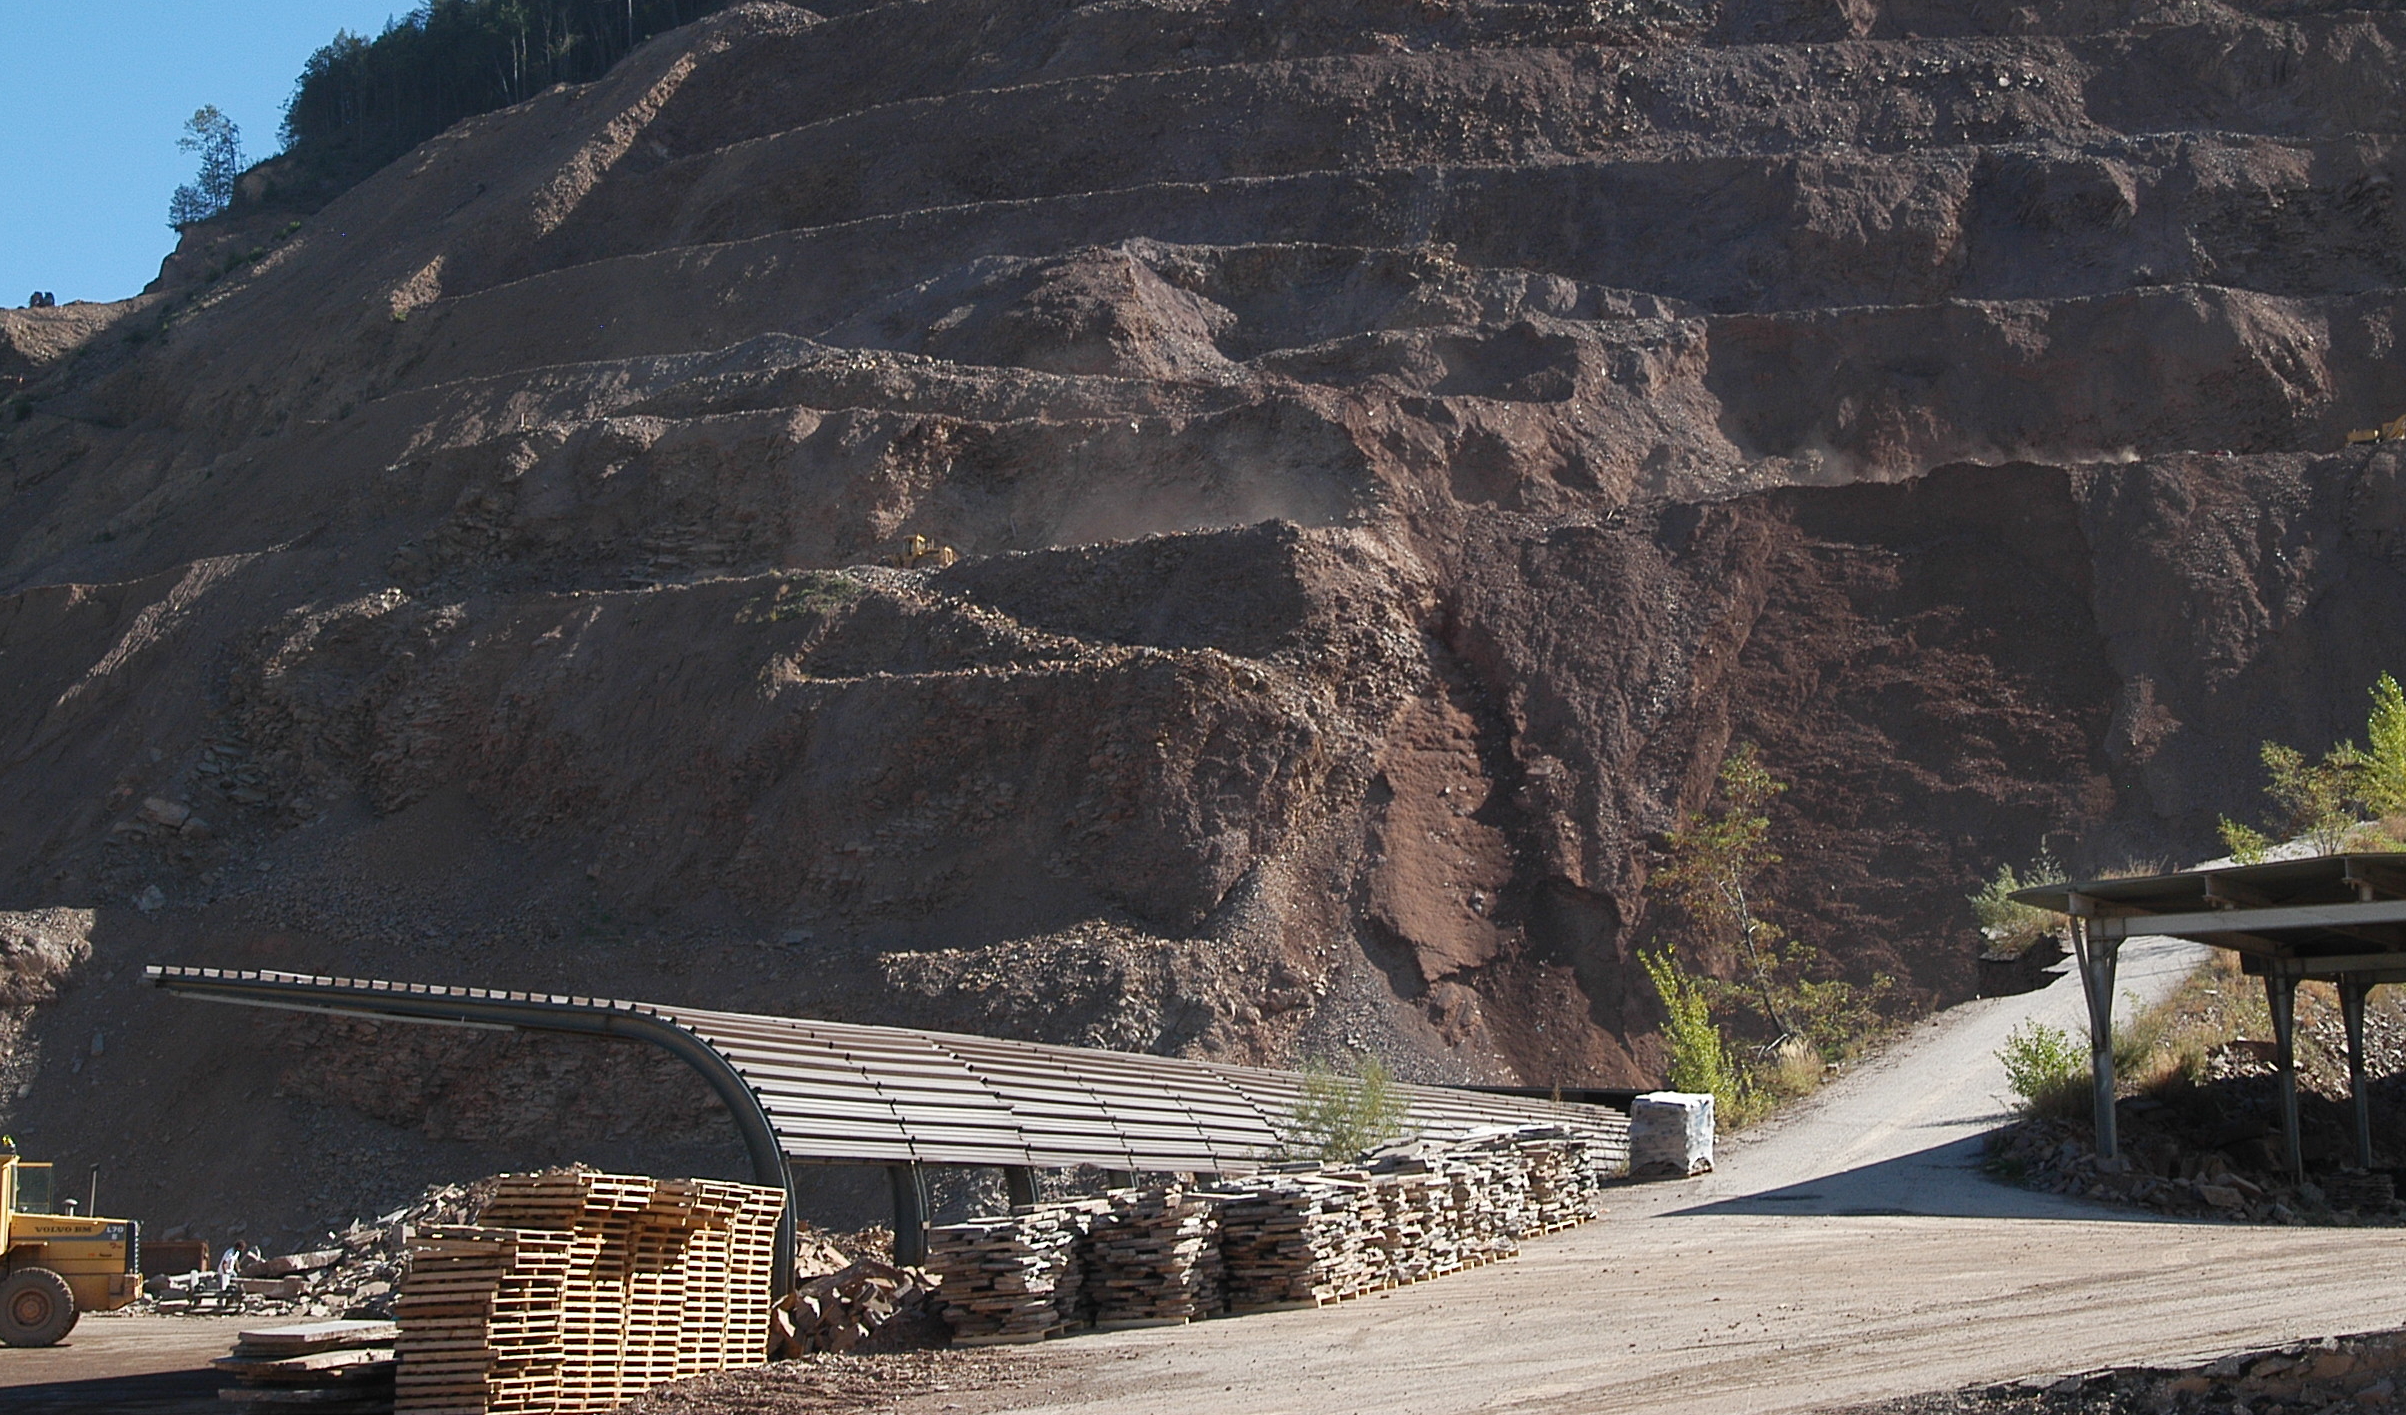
4 0 2406 1241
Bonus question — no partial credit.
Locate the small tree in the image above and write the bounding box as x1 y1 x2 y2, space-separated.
1641 948 1731 1101
1652 743 1890 1059
2366 672 2406 817
2217 673 2406 862
168 106 243 229
1281 1054 1408 1164
1655 742 1797 1041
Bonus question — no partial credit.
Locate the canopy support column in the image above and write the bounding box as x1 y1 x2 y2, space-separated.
2069 912 2121 1161
1002 1166 1039 1209
889 1163 929 1266
2341 974 2374 1171
2265 970 2304 1181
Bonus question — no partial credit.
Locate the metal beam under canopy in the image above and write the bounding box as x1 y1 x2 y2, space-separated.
2010 854 2406 1178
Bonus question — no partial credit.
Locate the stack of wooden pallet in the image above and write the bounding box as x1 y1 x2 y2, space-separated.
392 1170 782 1415
1084 1187 1221 1328
215 1319 398 1413
925 1201 1101 1345
393 1224 573 1413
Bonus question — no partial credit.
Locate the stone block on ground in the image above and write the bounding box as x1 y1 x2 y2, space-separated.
1628 1091 1715 1179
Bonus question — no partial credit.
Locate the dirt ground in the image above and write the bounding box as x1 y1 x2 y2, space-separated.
619 1350 1039 1414
12 1212 2403 1415
0 1313 249 1412
846 1210 2406 1415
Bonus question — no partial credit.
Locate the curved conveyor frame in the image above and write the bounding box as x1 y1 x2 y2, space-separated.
146 966 1630 1286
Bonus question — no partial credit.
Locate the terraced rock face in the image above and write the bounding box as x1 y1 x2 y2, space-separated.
4 0 2405 1237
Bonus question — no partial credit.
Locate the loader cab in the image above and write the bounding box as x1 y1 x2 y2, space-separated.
2 1155 55 1222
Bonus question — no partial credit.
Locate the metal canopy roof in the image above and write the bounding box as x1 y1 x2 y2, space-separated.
144 967 1630 1174
2009 853 2406 978
2008 853 2406 1178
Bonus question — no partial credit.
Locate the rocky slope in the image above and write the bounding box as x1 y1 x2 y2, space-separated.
4 0 2405 1240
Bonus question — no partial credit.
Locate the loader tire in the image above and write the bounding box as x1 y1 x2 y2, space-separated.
0 1268 77 1346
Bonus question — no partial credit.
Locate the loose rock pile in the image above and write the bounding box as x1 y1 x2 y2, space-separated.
771 1258 943 1355
929 1128 1608 1343
1989 1117 2406 1226
152 1178 494 1319
1842 1329 2406 1413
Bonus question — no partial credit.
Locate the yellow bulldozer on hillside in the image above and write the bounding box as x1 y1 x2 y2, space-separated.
2346 414 2406 446
0 1142 141 1345
885 533 959 570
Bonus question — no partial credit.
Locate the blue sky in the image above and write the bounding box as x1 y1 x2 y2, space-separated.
1 2 405 306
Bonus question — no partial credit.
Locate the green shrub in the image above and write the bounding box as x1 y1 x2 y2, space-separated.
1642 948 1732 1103
1968 853 2064 955
2217 815 2273 865
740 571 862 625
1997 1020 2089 1122
2221 674 2406 860
1281 1054 1409 1164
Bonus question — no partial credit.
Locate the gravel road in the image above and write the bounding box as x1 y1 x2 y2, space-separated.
915 937 2406 1415
1649 935 2211 1221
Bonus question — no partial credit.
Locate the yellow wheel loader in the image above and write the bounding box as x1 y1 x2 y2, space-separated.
0 1144 141 1346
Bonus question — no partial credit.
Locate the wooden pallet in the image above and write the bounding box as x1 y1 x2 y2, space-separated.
394 1171 783 1415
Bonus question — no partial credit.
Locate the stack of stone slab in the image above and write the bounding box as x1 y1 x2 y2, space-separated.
931 1127 1611 1343
215 1320 399 1414
923 1200 1104 1345
1215 1174 1386 1311
1627 1092 1716 1178
1083 1187 1221 1328
392 1170 782 1414
1359 1163 1456 1285
1516 1133 1604 1230
1439 1148 1523 1264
